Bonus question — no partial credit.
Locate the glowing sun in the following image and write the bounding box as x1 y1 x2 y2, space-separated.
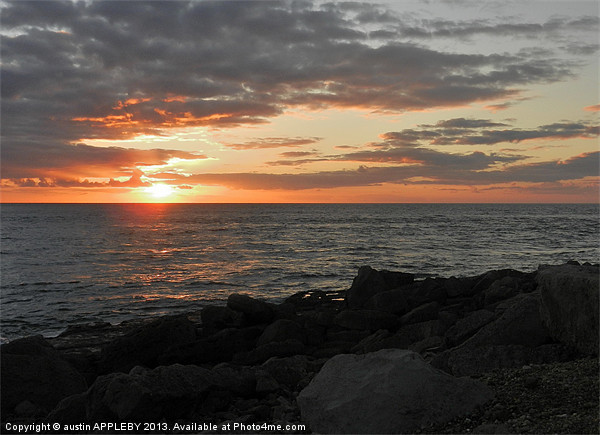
145 183 174 198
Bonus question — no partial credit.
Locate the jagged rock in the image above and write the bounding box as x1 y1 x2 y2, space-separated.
255 372 281 395
312 342 356 359
482 276 521 305
298 349 493 434
458 292 550 348
47 393 87 424
471 269 528 296
346 266 413 309
158 326 261 365
445 309 496 346
333 309 400 331
396 319 446 345
233 339 306 365
300 308 337 328
363 288 409 315
409 335 445 354
433 292 555 376
442 276 478 298
201 305 243 330
285 290 345 311
272 302 297 320
100 315 197 373
85 364 215 421
227 293 275 325
537 264 599 355
400 301 440 326
402 279 447 310
257 319 305 347
438 309 460 328
1 336 87 414
351 329 407 354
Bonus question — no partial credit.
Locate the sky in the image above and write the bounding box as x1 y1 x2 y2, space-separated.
1 0 598 203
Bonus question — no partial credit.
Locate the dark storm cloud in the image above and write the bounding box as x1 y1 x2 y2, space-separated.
375 118 599 147
396 15 600 40
332 147 524 169
1 0 596 185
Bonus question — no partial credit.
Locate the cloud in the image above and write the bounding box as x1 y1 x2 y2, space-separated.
108 168 151 188
1 140 206 179
2 1 588 147
376 118 599 147
1 1 597 194
153 150 598 191
6 168 151 189
278 151 320 158
224 137 322 150
332 147 524 170
395 15 599 40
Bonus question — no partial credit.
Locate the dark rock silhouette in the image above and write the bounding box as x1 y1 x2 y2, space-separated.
297 349 493 434
227 293 275 325
1 262 597 433
537 263 599 355
1 336 87 415
345 266 413 308
100 315 197 374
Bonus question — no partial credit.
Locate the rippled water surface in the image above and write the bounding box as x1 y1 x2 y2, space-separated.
1 203 598 341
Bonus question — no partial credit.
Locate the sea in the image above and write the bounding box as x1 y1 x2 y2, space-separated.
1 203 598 343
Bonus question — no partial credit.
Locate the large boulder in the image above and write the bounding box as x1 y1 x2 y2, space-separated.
233 339 306 365
470 269 528 296
297 349 493 434
227 293 275 325
84 364 215 421
363 288 409 315
158 326 261 366
396 319 447 345
200 305 243 330
100 315 197 373
351 329 407 354
399 301 440 326
346 266 413 309
389 280 447 311
460 292 550 348
537 264 599 355
257 319 306 347
1 336 87 414
433 292 555 376
445 309 496 347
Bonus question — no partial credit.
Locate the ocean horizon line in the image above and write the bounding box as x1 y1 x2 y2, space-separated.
2 202 599 206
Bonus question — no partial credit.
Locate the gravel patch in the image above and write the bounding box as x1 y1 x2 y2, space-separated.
420 357 599 434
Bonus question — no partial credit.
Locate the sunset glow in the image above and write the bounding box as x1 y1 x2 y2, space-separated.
145 184 175 199
1 0 598 203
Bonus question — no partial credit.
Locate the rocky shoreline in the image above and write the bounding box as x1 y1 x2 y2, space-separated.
1 262 598 434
